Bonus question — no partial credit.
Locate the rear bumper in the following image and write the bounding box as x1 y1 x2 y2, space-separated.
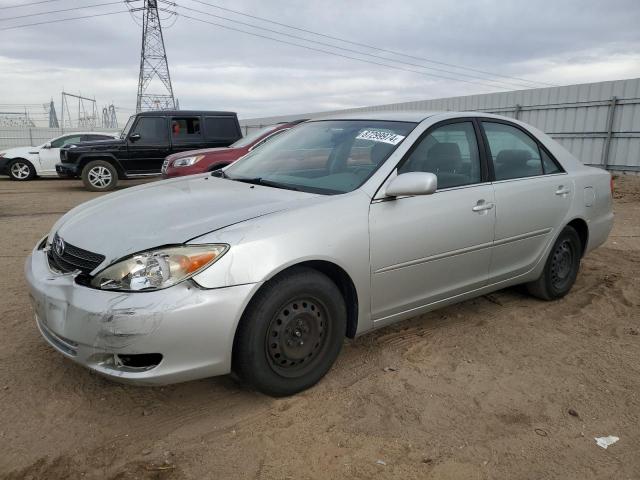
25 247 259 385
55 162 79 177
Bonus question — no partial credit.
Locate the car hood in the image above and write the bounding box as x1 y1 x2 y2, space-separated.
1 145 39 157
66 138 125 150
52 175 319 267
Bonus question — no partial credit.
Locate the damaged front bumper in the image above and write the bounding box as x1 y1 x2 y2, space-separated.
25 248 258 385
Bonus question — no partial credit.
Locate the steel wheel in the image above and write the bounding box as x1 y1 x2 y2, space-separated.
233 266 347 396
526 225 581 301
550 239 574 291
265 297 330 377
87 166 112 188
9 160 34 180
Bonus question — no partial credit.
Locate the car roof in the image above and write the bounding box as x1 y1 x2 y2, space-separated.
60 132 116 135
308 110 518 123
310 111 445 122
135 110 237 117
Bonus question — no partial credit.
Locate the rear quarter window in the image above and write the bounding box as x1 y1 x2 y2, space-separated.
204 117 240 141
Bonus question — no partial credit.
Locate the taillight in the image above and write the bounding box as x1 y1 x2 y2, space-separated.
610 176 614 197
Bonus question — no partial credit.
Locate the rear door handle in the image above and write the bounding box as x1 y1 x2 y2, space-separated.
472 201 494 212
555 186 570 196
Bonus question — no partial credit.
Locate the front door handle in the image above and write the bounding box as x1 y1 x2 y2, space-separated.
555 185 570 196
472 201 494 212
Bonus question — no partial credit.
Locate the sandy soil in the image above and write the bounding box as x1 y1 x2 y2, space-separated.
0 174 639 479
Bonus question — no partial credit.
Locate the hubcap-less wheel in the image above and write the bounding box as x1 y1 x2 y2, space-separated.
10 162 31 180
266 298 330 377
550 239 574 291
87 166 112 188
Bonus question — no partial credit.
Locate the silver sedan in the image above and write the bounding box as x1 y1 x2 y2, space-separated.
25 111 614 396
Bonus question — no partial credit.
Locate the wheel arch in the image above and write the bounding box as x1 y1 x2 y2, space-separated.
566 217 589 257
235 259 360 341
8 157 37 177
79 155 124 178
9 156 35 167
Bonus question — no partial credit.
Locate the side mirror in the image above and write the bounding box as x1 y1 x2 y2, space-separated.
385 172 438 197
43 142 52 149
129 133 141 142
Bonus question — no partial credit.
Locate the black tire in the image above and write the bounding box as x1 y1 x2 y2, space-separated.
8 158 36 181
527 225 582 301
233 267 347 396
81 160 118 192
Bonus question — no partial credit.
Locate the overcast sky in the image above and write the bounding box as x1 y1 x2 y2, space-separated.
0 0 639 124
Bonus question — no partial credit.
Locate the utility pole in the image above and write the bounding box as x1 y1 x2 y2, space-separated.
130 0 176 112
46 99 59 128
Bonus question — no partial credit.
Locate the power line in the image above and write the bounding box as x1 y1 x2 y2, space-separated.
168 1 534 90
0 1 131 22
184 0 556 88
0 10 128 31
176 12 509 91
0 0 68 10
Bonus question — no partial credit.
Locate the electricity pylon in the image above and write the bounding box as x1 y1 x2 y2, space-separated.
129 0 176 112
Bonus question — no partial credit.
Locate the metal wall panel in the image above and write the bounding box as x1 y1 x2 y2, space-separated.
240 78 640 172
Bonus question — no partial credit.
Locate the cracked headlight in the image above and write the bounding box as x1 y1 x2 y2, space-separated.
90 245 228 291
172 155 204 167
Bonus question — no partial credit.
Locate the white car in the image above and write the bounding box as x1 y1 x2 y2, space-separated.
0 132 117 181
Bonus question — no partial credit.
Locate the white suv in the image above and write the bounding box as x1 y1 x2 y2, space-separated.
0 132 116 181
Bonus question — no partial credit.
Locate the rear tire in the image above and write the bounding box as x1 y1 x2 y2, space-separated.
8 159 36 181
82 160 118 192
233 267 346 396
527 225 582 300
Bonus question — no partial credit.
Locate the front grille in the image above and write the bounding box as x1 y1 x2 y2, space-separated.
47 233 105 274
161 159 169 174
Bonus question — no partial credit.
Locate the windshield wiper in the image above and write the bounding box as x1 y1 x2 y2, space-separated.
230 176 300 191
210 169 228 178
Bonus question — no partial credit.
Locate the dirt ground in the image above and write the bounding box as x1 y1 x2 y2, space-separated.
0 174 639 480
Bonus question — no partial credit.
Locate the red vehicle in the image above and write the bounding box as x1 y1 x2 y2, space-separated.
162 120 306 178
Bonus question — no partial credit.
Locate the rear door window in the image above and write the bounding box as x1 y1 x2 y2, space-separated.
541 149 562 174
482 122 543 181
51 135 82 148
171 117 202 143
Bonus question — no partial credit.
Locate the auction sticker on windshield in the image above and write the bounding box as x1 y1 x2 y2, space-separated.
356 129 405 145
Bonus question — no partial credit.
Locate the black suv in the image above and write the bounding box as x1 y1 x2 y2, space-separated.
57 110 242 191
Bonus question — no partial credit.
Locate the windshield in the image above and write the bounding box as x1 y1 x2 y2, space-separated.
230 125 279 148
224 120 416 194
120 115 136 139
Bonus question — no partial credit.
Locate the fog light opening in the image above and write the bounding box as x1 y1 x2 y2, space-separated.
113 353 163 371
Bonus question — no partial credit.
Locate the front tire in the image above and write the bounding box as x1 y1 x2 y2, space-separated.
8 159 36 181
527 225 582 300
233 267 347 396
81 160 118 192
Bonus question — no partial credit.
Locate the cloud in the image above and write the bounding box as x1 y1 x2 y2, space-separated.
0 0 638 124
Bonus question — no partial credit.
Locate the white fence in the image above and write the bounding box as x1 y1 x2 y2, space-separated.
239 78 640 173
0 127 121 150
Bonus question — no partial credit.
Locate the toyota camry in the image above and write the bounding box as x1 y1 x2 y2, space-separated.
25 111 614 396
